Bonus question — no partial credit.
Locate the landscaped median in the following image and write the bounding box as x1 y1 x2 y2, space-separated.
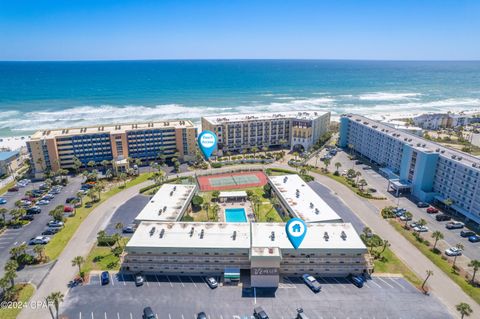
44 173 153 260
0 283 35 319
388 219 480 304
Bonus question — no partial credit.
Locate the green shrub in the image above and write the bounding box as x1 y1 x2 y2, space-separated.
211 162 222 168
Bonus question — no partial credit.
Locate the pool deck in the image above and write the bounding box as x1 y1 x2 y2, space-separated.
222 201 255 222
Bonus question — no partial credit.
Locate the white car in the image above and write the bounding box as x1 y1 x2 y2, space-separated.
413 226 429 232
38 199 50 205
29 236 51 245
445 247 463 256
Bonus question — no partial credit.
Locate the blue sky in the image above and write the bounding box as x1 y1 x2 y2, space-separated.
0 0 479 60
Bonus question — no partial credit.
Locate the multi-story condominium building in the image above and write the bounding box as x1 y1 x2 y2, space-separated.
201 111 330 153
123 221 368 287
340 114 480 225
413 113 478 130
27 120 197 177
0 150 21 176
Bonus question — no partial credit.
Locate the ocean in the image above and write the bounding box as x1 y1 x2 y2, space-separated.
1 60 480 138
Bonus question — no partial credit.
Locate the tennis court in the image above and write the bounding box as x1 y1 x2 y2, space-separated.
197 171 268 191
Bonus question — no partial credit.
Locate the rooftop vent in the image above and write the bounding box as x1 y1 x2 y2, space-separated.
309 202 314 209
341 231 347 240
149 227 156 237
232 231 237 240
200 229 204 239
324 232 329 241
189 227 194 237
270 231 275 241
315 208 319 215
159 229 165 238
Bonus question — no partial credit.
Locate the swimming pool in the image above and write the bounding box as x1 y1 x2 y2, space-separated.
225 208 247 223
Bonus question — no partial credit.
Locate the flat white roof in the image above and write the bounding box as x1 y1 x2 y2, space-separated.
219 191 248 198
134 184 197 223
268 174 342 223
126 222 251 249
251 223 366 251
203 110 329 125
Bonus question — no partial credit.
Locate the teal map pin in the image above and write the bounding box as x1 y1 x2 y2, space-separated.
198 130 217 160
286 218 307 249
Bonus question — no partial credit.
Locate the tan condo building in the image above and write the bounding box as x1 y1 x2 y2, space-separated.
27 120 197 177
201 111 330 153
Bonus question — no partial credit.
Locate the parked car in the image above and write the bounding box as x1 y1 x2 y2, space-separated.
414 226 429 232
302 274 321 293
348 274 364 288
417 201 429 208
205 276 218 289
42 228 61 235
64 205 74 212
101 271 110 285
253 306 269 319
20 215 34 221
426 207 439 214
29 236 50 245
400 215 412 221
196 312 207 319
135 274 144 286
142 307 155 319
8 187 19 192
295 308 310 319
445 247 463 256
38 199 50 205
47 220 64 228
446 221 464 229
468 235 480 243
436 214 451 222
460 230 476 237
122 225 136 234
0 198 7 204
66 197 80 204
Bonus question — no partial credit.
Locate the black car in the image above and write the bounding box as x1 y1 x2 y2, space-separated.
436 214 452 222
253 306 269 319
461 230 477 238
27 207 41 214
348 274 364 288
66 197 80 204
143 307 155 319
20 215 34 221
101 271 110 285
42 228 60 235
417 201 429 208
196 312 207 319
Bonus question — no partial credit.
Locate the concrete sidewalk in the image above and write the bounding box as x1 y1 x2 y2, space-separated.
19 180 153 319
309 170 479 318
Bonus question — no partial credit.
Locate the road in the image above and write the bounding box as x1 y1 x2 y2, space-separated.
0 176 82 277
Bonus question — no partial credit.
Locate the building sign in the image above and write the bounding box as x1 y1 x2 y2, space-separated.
251 267 279 276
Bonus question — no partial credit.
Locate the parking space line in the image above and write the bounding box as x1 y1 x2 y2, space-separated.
104 312 107 319
130 313 133 319
201 277 210 288
377 277 394 288
121 274 126 286
181 314 185 319
389 278 406 290
91 312 94 319
168 314 172 319
332 277 346 288
111 276 114 286
369 279 382 288
155 274 161 287
79 312 82 319
117 313 120 319
167 275 173 287
178 276 185 287
146 278 150 287
189 276 197 287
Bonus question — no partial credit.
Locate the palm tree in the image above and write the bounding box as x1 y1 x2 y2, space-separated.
334 162 342 173
101 160 110 172
46 291 64 319
93 183 105 201
452 243 464 269
358 179 367 191
226 151 232 161
262 145 269 155
403 211 413 227
71 256 85 277
119 172 128 188
431 231 444 250
251 146 259 157
87 160 96 170
444 198 454 214
355 171 362 184
456 302 473 318
421 270 433 292
323 158 331 172
0 207 7 223
211 203 220 221
202 202 211 220
33 245 45 263
76 191 84 205
4 260 18 288
468 260 480 284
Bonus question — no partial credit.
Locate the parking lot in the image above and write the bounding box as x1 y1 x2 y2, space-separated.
104 194 150 236
60 273 451 319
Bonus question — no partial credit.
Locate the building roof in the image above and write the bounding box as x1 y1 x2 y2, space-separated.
344 114 480 169
219 191 248 198
203 110 329 125
0 150 19 161
134 184 197 223
126 222 251 249
29 119 195 140
251 223 366 251
268 174 343 223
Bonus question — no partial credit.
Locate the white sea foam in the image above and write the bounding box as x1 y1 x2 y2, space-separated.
358 92 422 101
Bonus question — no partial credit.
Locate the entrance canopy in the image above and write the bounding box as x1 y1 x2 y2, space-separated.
224 267 240 281
388 178 412 196
219 191 247 199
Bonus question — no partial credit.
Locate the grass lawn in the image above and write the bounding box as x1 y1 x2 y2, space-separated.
0 284 35 319
82 238 129 274
373 247 423 288
0 179 15 196
389 219 480 304
44 173 153 260
185 192 214 222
